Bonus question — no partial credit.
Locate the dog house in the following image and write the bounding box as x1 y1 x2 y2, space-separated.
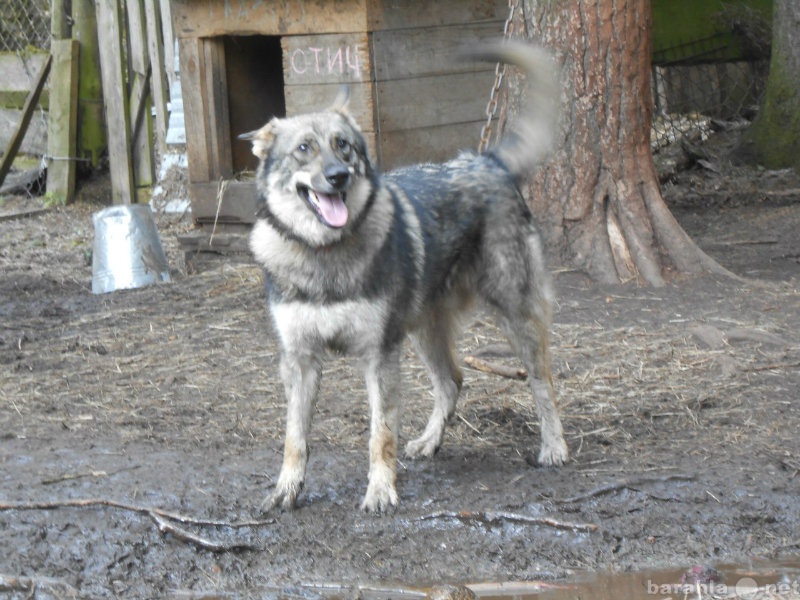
170 0 507 235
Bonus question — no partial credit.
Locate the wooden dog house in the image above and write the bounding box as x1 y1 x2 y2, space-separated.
170 0 507 235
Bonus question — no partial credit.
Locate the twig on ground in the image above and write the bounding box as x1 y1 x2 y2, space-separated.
148 511 257 552
0 573 77 596
0 498 273 552
40 465 141 485
415 510 598 532
557 474 695 504
464 356 527 380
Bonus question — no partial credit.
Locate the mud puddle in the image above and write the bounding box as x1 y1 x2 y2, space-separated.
299 560 800 600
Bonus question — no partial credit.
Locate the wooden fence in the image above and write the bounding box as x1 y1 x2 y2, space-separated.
0 0 175 204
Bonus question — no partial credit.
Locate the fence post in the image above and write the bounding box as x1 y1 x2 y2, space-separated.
46 39 80 204
73 0 107 168
95 0 135 204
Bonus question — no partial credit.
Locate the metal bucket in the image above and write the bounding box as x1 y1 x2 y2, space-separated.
92 204 171 294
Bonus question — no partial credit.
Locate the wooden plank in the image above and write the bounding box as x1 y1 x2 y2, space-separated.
46 39 80 204
158 0 177 88
204 38 232 180
366 0 507 31
144 0 169 153
282 33 371 86
0 91 50 110
371 22 504 80
190 180 257 223
171 0 367 38
284 81 374 124
96 0 134 204
0 54 51 189
376 71 495 132
0 53 49 92
378 121 485 169
178 37 212 183
179 37 233 182
126 0 155 190
50 0 69 39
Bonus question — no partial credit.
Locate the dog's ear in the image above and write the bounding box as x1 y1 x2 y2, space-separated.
238 119 277 160
329 85 350 114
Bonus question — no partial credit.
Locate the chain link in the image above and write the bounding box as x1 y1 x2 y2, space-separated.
478 0 520 154
0 0 50 52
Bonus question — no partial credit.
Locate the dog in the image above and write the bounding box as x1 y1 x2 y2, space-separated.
241 41 568 513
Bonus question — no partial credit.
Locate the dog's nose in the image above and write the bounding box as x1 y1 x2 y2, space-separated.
324 165 350 190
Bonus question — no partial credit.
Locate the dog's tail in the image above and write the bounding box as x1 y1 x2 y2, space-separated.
468 40 559 179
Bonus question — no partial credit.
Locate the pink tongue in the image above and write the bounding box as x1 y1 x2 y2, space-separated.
315 192 348 228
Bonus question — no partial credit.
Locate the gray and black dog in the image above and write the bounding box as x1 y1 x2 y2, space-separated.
242 41 568 513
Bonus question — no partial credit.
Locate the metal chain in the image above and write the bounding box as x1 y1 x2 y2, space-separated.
478 0 519 154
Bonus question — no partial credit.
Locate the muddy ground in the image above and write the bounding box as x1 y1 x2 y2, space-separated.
1 131 800 599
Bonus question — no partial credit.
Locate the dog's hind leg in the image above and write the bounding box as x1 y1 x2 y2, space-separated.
405 310 463 459
361 348 402 513
262 352 321 512
495 311 568 467
480 230 568 467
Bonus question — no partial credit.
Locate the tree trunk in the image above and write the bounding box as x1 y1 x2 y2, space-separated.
745 0 800 171
513 0 731 286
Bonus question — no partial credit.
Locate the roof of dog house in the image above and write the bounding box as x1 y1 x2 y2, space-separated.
170 0 508 228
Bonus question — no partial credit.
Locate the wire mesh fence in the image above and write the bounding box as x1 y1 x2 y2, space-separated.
651 32 770 151
0 0 51 52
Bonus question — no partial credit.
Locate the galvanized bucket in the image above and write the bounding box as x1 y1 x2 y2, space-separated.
92 204 171 294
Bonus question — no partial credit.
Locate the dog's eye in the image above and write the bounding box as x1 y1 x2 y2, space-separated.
297 142 311 154
335 138 351 153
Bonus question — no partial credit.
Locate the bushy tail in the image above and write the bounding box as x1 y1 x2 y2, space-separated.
468 40 559 179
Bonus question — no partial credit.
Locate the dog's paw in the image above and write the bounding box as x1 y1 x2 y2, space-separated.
260 481 303 514
404 435 441 460
537 437 569 467
360 477 399 514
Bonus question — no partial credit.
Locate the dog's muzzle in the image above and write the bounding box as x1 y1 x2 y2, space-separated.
297 163 352 229
299 186 348 229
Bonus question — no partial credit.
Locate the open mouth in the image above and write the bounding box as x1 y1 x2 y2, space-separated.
298 186 349 229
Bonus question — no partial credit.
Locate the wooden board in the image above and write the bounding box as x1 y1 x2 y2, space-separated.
378 120 485 169
171 0 368 38
144 0 169 154
126 0 155 190
371 22 503 80
282 33 371 85
376 70 495 132
178 37 233 184
190 180 256 223
0 54 50 156
46 39 79 204
366 0 506 31
0 55 51 189
369 19 503 169
96 0 134 204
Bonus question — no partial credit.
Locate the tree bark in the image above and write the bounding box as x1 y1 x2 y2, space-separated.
745 0 800 170
514 0 732 286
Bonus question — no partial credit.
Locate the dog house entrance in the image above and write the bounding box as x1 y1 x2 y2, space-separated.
223 35 285 174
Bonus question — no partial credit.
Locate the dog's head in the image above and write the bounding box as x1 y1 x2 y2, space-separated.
241 89 375 247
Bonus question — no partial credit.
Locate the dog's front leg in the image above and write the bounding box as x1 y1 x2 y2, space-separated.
361 351 401 513
262 352 321 512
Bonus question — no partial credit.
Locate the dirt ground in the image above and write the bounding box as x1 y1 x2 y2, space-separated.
1 129 800 599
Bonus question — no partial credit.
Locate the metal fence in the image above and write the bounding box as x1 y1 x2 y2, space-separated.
651 32 769 151
0 0 51 52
